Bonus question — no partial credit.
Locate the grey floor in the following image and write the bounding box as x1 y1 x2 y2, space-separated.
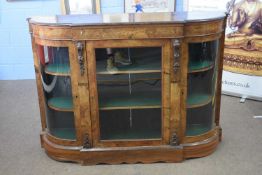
0 80 262 175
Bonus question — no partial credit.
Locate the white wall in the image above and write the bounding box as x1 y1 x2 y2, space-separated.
0 0 183 80
0 0 60 80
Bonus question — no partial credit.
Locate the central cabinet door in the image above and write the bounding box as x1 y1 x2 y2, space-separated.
87 40 171 147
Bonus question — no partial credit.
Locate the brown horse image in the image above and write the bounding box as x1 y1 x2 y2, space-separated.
224 0 262 76
226 0 262 50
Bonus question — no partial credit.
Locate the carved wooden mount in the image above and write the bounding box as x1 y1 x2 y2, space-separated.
173 39 180 72
76 42 85 76
172 39 181 83
83 133 91 149
170 133 179 146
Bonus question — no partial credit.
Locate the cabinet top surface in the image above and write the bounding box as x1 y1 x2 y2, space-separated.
28 12 226 26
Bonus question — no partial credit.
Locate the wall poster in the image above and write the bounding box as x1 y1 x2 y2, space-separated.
185 0 262 100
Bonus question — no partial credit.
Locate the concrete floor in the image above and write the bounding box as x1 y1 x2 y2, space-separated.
0 80 261 175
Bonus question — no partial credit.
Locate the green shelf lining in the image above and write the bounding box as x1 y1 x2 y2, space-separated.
187 93 212 108
47 94 161 111
48 97 73 111
50 128 76 140
45 64 70 75
186 124 212 136
99 91 161 110
189 60 214 72
96 56 161 74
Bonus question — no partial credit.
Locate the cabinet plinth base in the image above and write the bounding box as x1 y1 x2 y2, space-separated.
41 130 221 165
81 146 184 165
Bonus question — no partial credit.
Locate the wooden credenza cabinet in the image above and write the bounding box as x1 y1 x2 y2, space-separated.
28 12 227 165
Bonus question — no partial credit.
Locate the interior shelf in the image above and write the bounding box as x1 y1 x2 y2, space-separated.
186 124 211 136
45 64 70 76
99 91 161 110
188 60 214 73
50 128 76 140
48 97 73 111
96 57 161 74
187 93 212 108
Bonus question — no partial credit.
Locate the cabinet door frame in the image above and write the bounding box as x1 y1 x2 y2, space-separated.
33 38 82 146
86 39 172 147
182 33 223 144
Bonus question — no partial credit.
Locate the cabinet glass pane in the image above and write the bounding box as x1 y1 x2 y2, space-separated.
186 103 215 136
186 40 219 136
95 47 162 140
188 41 218 73
37 45 76 140
187 69 213 108
100 109 161 140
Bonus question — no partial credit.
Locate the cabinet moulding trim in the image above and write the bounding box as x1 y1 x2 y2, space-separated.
183 127 219 144
34 37 72 46
34 35 72 41
33 33 224 42
80 145 183 152
44 130 79 146
184 32 224 41
182 134 218 147
43 134 82 150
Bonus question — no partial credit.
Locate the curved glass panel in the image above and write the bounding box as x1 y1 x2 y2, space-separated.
37 45 76 140
186 40 219 136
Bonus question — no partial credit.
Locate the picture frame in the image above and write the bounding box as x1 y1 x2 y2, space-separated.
125 0 176 13
61 0 101 15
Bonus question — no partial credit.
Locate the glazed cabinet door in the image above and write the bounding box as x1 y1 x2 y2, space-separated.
184 35 222 142
34 40 81 146
87 40 172 147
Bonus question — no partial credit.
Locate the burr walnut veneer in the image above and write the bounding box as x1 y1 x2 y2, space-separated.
28 12 227 165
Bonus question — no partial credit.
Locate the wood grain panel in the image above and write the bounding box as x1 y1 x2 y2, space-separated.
183 135 219 158
179 40 188 143
183 127 219 143
81 146 183 165
32 25 72 40
96 140 162 147
86 42 100 147
31 35 47 131
42 134 82 163
68 42 82 146
35 38 71 47
73 24 184 40
185 20 224 37
185 33 222 43
162 41 171 144
170 83 181 143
